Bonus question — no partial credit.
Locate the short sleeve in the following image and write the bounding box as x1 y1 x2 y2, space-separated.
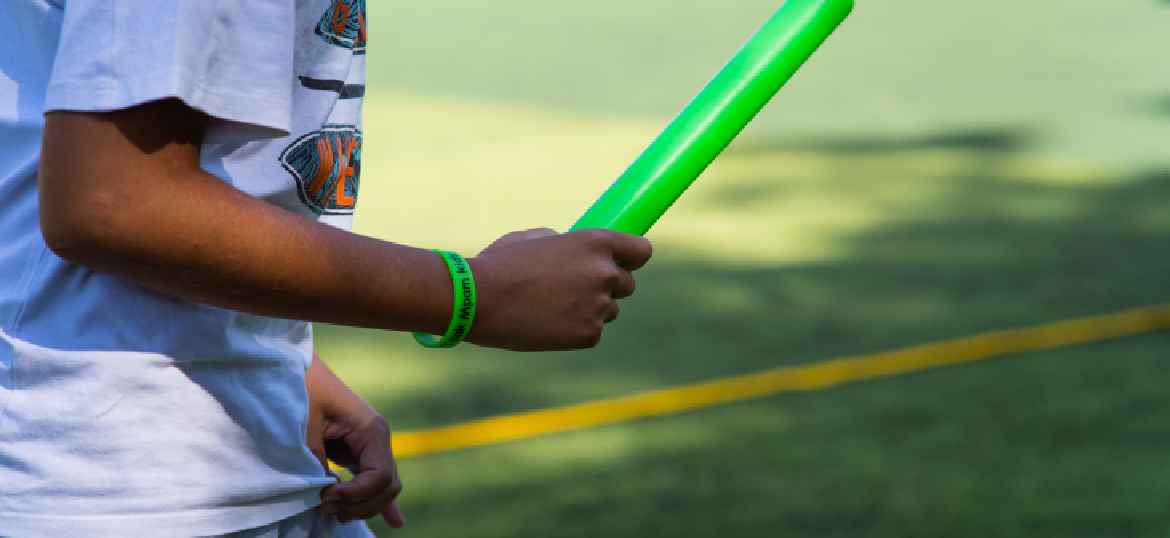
44 0 296 134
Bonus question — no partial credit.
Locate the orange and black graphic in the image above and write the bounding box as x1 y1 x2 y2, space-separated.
316 0 367 54
279 124 362 215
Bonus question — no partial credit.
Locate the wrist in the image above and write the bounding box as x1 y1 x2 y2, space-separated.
307 355 373 422
413 250 478 349
465 256 497 344
329 395 379 427
418 247 456 335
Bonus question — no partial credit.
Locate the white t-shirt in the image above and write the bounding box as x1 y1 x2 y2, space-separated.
0 0 369 535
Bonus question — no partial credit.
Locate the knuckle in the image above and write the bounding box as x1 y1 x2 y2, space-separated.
334 487 360 504
641 237 654 259
353 511 375 521
374 414 391 432
594 298 613 317
374 469 395 488
579 229 612 246
346 506 378 521
615 270 634 291
579 324 604 348
363 414 391 436
598 265 621 286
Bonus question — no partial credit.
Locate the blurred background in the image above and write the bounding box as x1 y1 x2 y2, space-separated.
318 1 1170 536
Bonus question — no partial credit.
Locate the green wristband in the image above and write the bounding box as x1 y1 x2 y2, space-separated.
414 250 477 349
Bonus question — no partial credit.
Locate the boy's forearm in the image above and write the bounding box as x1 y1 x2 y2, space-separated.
78 168 452 332
39 104 452 333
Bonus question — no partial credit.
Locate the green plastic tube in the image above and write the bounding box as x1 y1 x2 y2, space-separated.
571 0 853 235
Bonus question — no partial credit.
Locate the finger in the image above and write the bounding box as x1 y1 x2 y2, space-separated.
337 487 395 523
383 499 407 529
336 463 403 523
317 501 340 517
607 233 653 270
339 474 401 523
610 269 636 299
603 301 620 324
328 467 392 508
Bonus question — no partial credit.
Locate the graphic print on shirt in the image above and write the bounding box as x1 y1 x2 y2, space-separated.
279 124 362 215
316 0 367 54
297 75 365 99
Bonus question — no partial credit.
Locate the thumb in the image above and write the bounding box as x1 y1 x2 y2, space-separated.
383 499 407 529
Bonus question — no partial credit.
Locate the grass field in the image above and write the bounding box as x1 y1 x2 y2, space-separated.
316 1 1170 535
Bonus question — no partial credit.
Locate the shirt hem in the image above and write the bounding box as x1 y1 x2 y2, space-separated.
0 489 323 538
44 68 292 136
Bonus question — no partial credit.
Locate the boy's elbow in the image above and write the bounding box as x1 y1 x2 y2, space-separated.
41 215 99 264
38 105 205 269
39 176 122 266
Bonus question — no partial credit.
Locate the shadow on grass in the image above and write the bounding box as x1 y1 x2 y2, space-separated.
379 334 1170 538
317 126 1170 537
1146 94 1170 117
730 126 1033 156
319 127 1170 429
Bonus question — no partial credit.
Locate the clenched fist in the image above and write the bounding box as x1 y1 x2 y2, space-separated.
468 228 653 351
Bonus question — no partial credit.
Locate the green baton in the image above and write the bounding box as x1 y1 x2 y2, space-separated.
571 0 853 235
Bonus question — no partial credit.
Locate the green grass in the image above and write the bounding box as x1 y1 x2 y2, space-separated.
385 336 1170 538
318 0 1170 535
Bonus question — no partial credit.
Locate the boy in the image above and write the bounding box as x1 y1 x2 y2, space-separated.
0 1 653 536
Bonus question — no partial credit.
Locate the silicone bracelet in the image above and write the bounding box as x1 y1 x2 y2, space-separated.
414 250 477 349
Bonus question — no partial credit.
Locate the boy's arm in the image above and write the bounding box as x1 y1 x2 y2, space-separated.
39 99 652 350
306 354 404 527
40 99 452 334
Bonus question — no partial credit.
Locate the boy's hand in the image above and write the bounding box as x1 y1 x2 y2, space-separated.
306 355 405 528
468 228 653 352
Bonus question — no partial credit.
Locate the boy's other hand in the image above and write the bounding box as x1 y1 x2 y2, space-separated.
307 355 405 528
468 228 653 352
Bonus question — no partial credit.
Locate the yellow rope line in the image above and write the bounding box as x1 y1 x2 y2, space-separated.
391 304 1170 460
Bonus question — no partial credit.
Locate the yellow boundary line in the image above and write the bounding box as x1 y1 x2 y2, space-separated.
392 304 1170 459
